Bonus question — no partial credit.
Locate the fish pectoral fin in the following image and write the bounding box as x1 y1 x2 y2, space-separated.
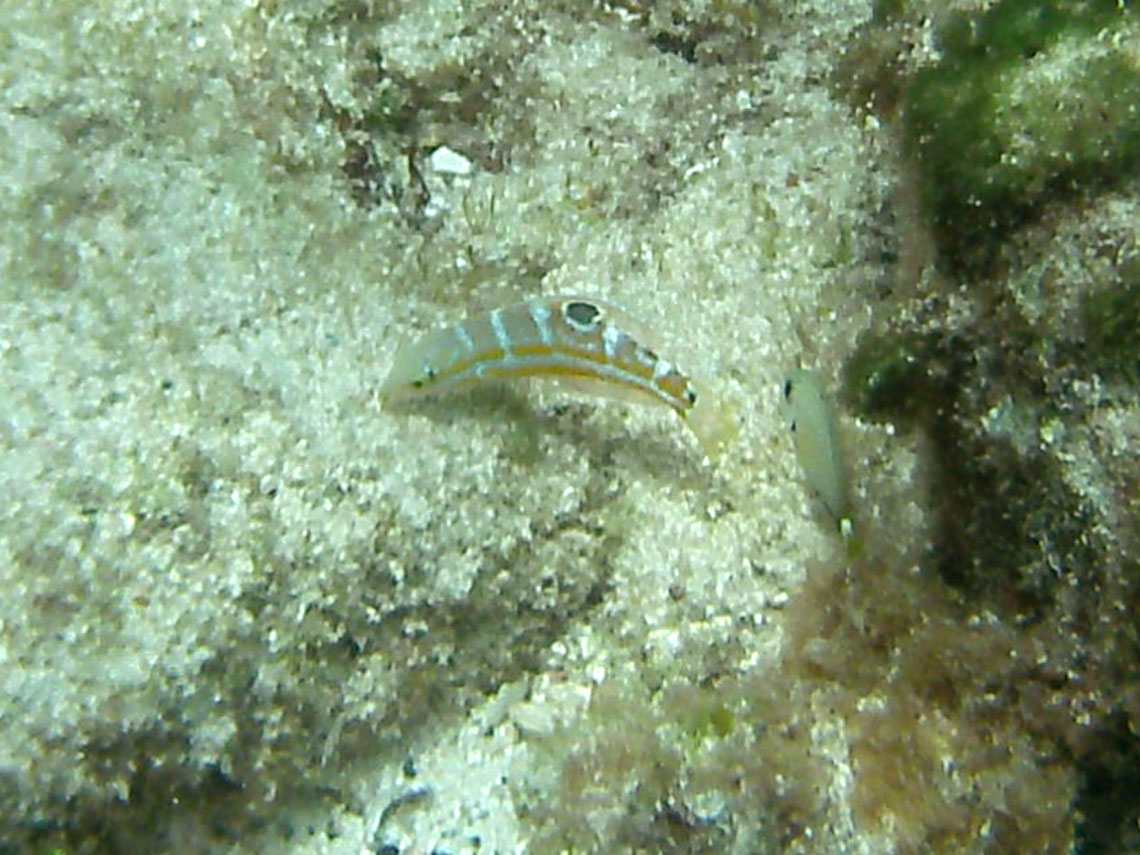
683 383 738 462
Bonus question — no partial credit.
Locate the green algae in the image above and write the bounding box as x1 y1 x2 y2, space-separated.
936 1 1115 63
902 0 1140 271
842 329 954 429
1081 267 1140 384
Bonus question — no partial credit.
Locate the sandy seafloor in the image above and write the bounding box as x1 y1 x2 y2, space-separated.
2 1 1139 854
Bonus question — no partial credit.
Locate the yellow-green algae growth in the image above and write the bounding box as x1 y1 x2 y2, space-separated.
2 0 1139 854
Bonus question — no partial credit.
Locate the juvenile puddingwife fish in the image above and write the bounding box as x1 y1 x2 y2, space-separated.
381 296 737 459
783 368 849 524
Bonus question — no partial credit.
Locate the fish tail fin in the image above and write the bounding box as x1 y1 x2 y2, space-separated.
683 382 738 462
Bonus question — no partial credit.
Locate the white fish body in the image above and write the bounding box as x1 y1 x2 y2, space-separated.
783 368 848 523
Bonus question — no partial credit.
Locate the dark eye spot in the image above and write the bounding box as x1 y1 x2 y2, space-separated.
784 379 793 399
685 387 698 405
564 300 602 330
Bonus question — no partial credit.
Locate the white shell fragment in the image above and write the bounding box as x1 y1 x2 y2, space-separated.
428 145 473 176
783 368 848 524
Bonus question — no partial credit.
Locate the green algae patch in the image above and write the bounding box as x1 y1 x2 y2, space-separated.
843 328 957 429
1081 271 1140 385
902 1 1140 271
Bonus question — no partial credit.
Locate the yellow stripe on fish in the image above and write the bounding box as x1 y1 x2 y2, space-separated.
381 296 737 460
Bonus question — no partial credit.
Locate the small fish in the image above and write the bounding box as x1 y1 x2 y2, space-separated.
783 368 849 524
381 296 737 459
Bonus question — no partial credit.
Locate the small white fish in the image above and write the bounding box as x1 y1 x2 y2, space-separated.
381 296 737 459
783 368 848 523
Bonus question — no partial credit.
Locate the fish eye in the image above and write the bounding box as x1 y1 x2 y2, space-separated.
564 300 602 331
